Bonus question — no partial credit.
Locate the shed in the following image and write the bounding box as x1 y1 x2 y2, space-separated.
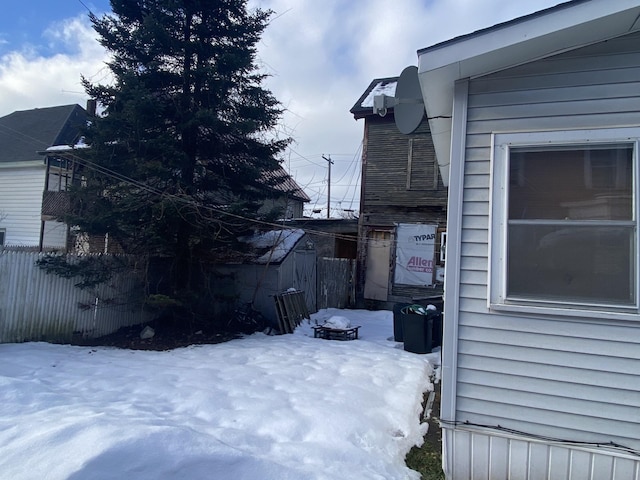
417 0 640 477
215 229 316 329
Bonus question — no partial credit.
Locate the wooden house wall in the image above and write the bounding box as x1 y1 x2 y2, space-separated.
447 30 640 472
358 114 447 306
361 115 447 223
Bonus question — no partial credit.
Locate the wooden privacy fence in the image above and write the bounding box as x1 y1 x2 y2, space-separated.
0 251 151 344
316 257 356 310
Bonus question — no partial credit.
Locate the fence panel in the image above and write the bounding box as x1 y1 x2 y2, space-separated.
0 251 150 344
316 257 356 310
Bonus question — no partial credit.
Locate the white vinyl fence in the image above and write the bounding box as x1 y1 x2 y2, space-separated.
0 251 151 344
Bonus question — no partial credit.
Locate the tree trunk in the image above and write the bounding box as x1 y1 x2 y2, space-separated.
175 10 196 292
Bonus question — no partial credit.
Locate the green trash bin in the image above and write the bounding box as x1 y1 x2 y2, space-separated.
392 303 410 342
401 304 434 354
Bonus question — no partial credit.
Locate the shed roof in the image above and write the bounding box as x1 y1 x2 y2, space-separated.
0 104 87 164
416 0 640 186
245 229 306 264
350 77 398 120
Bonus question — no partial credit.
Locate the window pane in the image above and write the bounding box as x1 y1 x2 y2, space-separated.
508 224 635 305
509 144 633 220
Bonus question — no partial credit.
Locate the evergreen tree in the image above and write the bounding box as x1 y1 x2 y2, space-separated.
62 0 290 308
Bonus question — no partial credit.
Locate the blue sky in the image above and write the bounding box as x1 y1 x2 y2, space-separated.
0 1 111 56
0 0 564 216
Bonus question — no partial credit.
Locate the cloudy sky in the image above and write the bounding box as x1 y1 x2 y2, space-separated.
0 0 564 217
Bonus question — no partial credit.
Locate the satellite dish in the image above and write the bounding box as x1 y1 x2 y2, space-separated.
394 66 424 134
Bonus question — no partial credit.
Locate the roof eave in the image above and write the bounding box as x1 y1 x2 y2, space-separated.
416 0 640 187
351 108 396 121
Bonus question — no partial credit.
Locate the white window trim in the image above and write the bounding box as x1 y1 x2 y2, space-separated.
489 127 640 321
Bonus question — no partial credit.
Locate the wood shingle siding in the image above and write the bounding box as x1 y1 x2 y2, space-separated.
455 30 640 453
363 117 446 208
354 98 447 306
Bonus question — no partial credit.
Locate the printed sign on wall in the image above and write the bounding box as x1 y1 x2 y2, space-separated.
394 223 437 286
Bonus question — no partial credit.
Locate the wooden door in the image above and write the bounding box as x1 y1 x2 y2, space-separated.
364 230 391 301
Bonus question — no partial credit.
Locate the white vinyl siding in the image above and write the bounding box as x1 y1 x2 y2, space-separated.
452 30 640 458
444 428 640 480
0 163 46 247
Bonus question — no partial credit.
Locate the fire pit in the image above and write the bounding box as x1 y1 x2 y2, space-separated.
312 325 360 341
312 315 360 341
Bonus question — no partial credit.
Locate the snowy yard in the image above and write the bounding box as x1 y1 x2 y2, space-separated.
0 308 439 480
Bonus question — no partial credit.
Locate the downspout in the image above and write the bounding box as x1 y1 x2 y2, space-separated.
440 78 469 478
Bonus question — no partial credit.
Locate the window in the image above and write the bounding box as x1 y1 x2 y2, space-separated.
490 128 639 312
0 229 4 247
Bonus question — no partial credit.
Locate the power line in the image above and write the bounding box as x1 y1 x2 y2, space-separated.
0 121 362 243
65 149 360 242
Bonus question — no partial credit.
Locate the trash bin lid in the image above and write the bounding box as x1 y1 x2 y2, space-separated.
401 304 428 315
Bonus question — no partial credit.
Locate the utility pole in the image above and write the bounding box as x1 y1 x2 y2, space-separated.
322 154 334 219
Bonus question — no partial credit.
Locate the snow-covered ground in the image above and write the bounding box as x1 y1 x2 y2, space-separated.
0 308 440 480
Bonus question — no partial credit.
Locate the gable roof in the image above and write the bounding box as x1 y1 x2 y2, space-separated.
264 166 311 203
0 104 88 164
416 0 640 186
350 76 398 119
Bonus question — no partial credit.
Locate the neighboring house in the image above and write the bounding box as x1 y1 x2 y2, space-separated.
417 0 640 477
350 78 447 310
0 104 88 250
42 143 310 254
259 166 311 220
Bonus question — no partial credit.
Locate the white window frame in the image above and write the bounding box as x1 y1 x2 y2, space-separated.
489 127 640 320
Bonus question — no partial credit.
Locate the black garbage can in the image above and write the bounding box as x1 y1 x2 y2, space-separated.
401 305 435 354
431 310 443 349
392 303 410 342
411 297 444 349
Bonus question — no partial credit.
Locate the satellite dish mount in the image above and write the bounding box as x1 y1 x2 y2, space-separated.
373 94 393 117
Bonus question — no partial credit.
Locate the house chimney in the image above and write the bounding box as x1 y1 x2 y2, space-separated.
86 99 97 117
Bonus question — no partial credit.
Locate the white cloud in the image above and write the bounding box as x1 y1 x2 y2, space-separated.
252 0 564 216
0 1 566 216
0 16 109 115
